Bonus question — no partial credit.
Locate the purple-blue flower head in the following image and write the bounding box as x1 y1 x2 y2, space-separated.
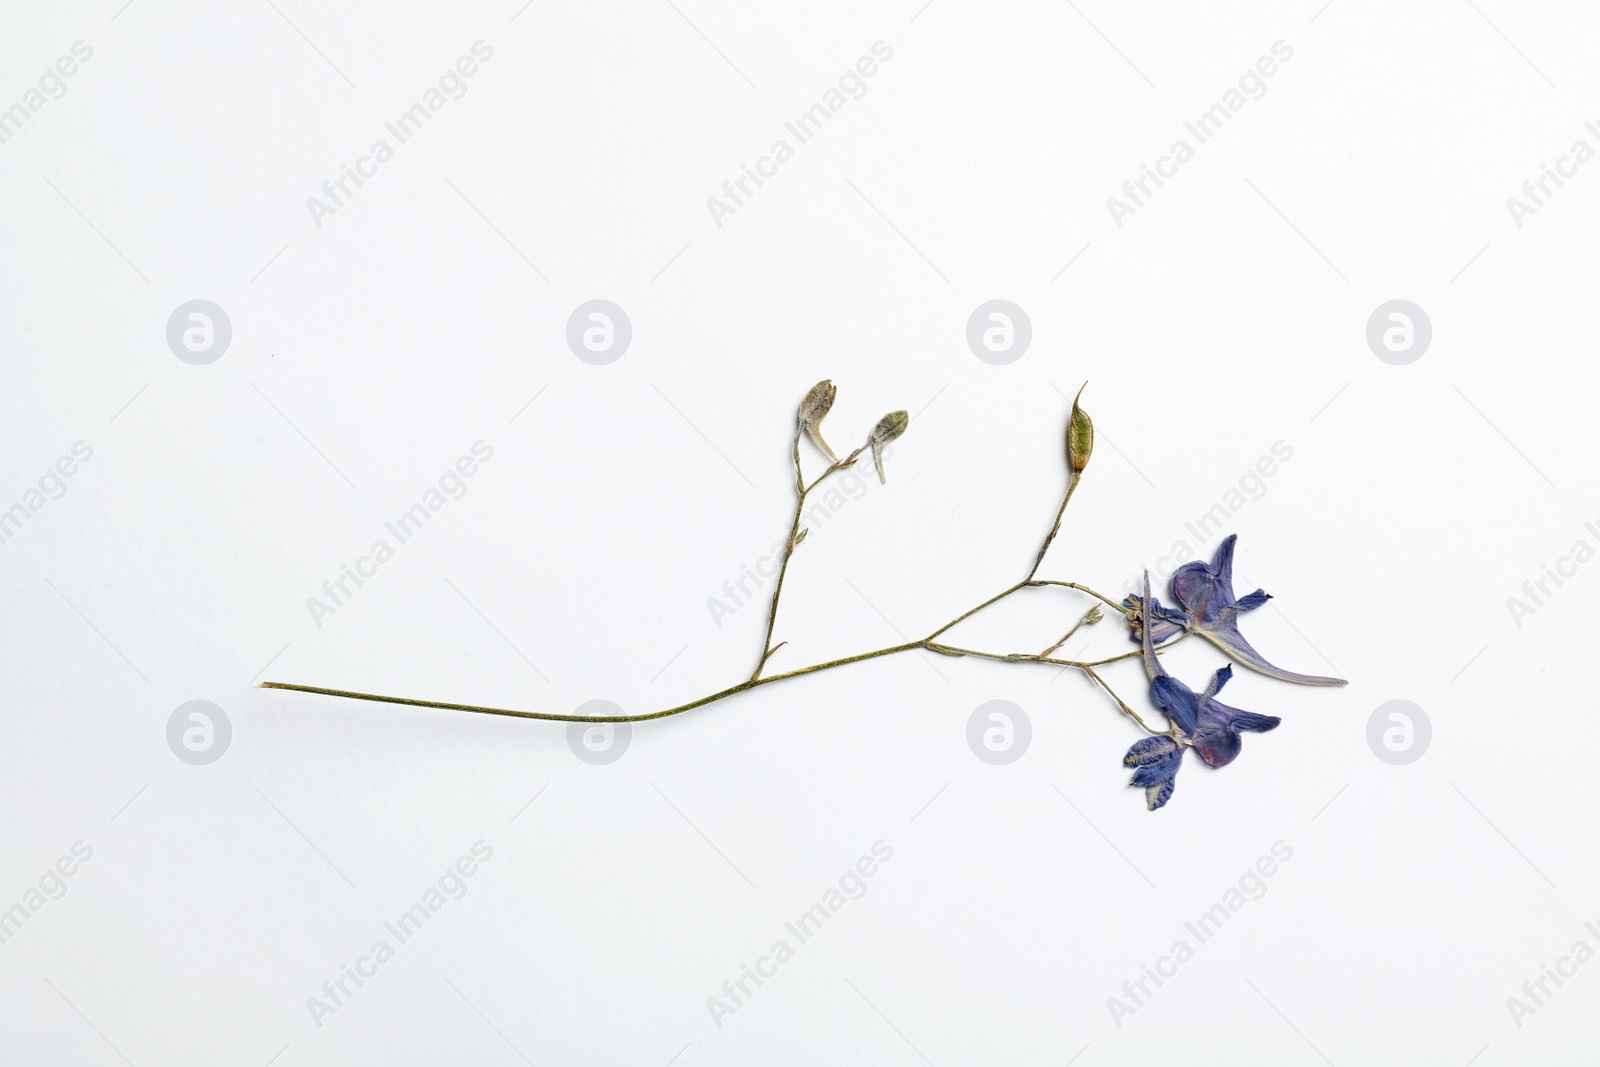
1123 571 1282 810
1124 535 1346 687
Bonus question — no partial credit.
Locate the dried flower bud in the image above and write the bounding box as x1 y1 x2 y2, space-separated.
868 410 908 484
791 528 809 547
1067 384 1093 473
1085 605 1103 624
798 380 838 461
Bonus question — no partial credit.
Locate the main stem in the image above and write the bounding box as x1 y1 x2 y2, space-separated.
263 461 1160 728
260 632 1174 732
263 641 925 725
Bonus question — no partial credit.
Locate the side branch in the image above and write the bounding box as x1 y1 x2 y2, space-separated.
751 441 864 680
1027 470 1080 580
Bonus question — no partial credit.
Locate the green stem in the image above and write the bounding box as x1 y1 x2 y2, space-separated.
262 418 1156 732
262 560 1148 726
1027 470 1080 581
1040 606 1099 658
921 641 1160 734
263 641 924 724
259 633 1174 731
753 430 806 679
1027 580 1128 615
752 443 866 680
1080 665 1158 734
923 580 1026 642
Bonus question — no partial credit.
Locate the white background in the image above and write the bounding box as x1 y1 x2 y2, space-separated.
2 0 1597 1063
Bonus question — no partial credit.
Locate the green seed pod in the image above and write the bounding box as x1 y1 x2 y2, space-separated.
868 410 908 484
1067 384 1093 473
798 380 838 460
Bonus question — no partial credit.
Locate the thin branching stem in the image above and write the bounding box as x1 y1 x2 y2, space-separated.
752 430 806 679
1027 469 1080 581
752 442 865 680
263 641 927 724
1040 606 1099 658
262 385 1175 735
1080 666 1159 734
260 634 1178 729
1027 580 1129 614
923 580 1026 642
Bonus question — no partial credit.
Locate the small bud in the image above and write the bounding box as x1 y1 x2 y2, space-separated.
1085 605 1103 624
792 528 809 547
798 380 838 461
1067 384 1093 473
867 410 908 484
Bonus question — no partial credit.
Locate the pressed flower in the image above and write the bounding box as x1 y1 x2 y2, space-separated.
1124 572 1282 810
266 382 1342 819
1123 535 1346 687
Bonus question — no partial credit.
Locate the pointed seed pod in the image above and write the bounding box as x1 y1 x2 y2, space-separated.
798 380 838 461
868 410 908 484
1067 384 1093 473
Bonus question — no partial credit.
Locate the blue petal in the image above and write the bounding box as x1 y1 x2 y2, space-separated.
1124 735 1179 767
1236 589 1271 612
1200 664 1233 702
1170 535 1240 623
1122 595 1186 645
1210 534 1237 585
1150 675 1200 736
1194 699 1280 767
1229 711 1282 732
1198 617 1347 687
1191 726 1242 768
1169 559 1219 620
1145 776 1177 810
1130 748 1183 787
1199 697 1281 733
